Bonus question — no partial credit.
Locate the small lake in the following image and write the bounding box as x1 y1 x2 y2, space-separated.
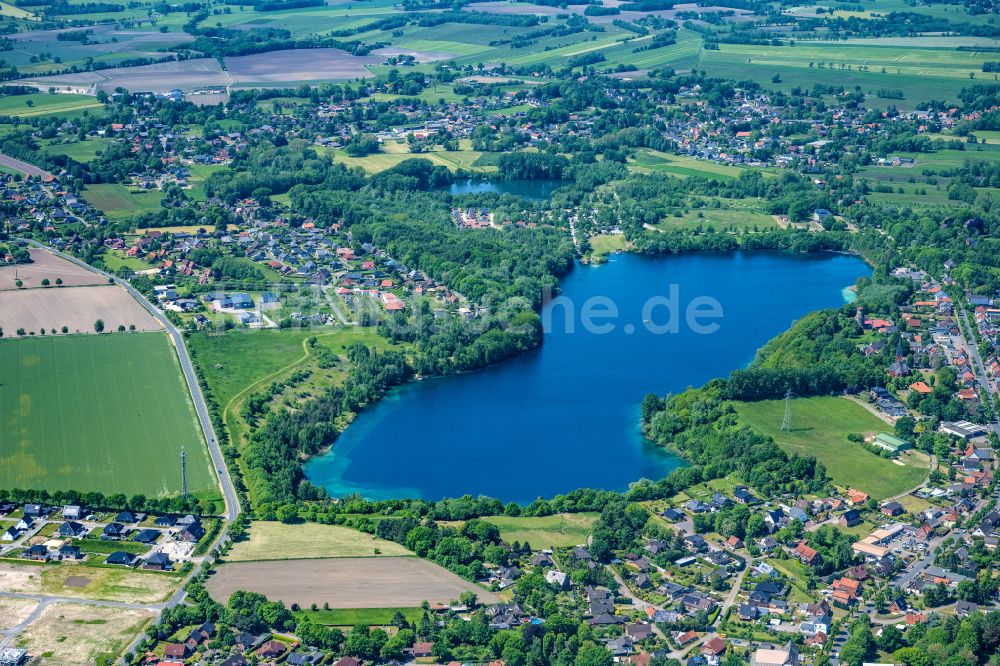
445 179 565 201
305 251 871 502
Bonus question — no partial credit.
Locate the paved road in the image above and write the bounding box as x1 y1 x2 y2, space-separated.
0 153 52 179
955 300 998 419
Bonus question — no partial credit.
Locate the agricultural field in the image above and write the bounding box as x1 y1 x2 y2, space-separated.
226 522 413 561
0 248 104 290
697 40 993 107
482 513 598 549
734 396 930 499
206 557 499 608
0 333 217 497
0 284 160 335
0 93 102 118
12 603 154 665
0 248 159 334
628 149 749 180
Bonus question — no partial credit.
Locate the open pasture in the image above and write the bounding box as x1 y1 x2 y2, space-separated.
0 333 216 497
734 396 929 499
207 557 498 608
482 512 598 549
628 149 747 180
83 183 165 218
226 521 412 561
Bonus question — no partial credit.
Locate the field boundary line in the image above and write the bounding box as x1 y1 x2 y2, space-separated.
222 554 419 563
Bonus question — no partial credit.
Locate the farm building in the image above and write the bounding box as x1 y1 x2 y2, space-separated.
874 433 912 454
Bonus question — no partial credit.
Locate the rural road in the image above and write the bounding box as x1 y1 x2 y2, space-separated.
25 240 240 523
0 152 52 179
22 241 241 662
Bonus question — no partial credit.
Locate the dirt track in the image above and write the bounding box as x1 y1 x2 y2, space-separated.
206 557 498 608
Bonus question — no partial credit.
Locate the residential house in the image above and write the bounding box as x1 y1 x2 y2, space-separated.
840 509 862 528
793 541 818 565
105 551 138 567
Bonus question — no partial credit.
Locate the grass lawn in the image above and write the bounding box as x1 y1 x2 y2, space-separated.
226 521 413 562
294 607 423 627
766 557 816 603
0 333 216 497
588 234 629 257
101 250 154 273
82 184 164 219
482 513 598 549
734 396 929 500
41 138 111 163
330 147 491 173
654 201 779 232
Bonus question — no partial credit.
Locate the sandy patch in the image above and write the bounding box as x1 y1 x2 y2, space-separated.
0 597 39 631
207 557 498 608
63 576 91 588
0 284 160 335
0 563 43 595
14 603 153 665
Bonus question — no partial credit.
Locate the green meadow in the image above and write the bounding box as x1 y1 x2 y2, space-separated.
0 333 216 497
734 396 929 499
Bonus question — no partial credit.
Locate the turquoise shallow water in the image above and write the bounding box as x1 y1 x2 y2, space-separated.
305 250 870 502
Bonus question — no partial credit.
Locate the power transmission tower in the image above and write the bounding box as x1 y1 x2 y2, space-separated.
181 447 187 498
781 389 793 432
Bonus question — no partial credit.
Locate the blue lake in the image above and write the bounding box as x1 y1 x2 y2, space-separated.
445 179 565 200
305 251 871 502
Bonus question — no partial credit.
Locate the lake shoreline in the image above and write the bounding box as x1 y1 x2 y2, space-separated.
305 249 871 503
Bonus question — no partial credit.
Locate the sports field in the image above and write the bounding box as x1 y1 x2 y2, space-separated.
734 396 929 499
0 333 216 496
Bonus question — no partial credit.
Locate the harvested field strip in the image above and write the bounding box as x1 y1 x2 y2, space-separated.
207 557 499 608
